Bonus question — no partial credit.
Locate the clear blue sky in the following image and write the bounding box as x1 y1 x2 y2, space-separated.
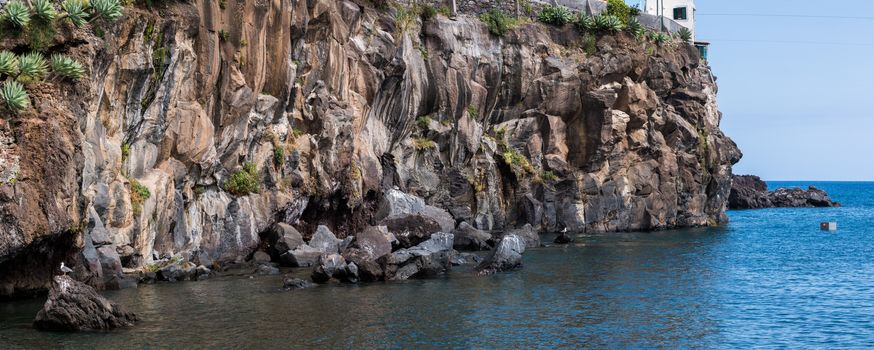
628 0 874 181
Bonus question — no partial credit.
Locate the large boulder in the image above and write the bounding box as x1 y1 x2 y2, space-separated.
381 233 454 281
476 234 526 275
505 224 540 248
33 276 138 331
351 226 394 258
308 226 342 254
376 189 455 232
278 245 323 267
263 223 305 258
452 222 493 251
310 254 348 284
379 214 440 249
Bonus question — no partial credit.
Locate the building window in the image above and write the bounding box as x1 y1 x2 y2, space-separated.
673 7 688 20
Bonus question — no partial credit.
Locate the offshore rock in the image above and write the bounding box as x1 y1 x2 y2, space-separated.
33 276 137 331
477 235 526 275
729 175 840 209
283 277 315 290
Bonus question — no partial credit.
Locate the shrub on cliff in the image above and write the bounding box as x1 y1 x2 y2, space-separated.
224 163 261 196
605 0 639 25
538 5 572 26
480 9 518 37
677 27 693 42
128 177 151 217
594 14 624 33
0 81 30 112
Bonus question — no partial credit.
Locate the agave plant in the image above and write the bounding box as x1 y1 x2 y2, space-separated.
62 0 88 27
90 0 124 22
538 5 572 26
1 80 30 112
3 0 31 28
17 52 49 83
651 32 670 45
594 15 624 33
575 13 595 33
677 27 693 42
626 18 645 39
51 54 85 80
32 0 58 22
0 51 20 77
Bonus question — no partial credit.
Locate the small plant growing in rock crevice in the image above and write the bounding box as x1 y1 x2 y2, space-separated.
467 105 479 119
413 137 437 151
677 27 693 42
224 162 261 195
17 52 49 83
0 81 30 112
538 5 572 26
416 115 432 129
128 177 151 217
50 54 85 80
273 147 285 167
502 148 535 175
480 9 519 37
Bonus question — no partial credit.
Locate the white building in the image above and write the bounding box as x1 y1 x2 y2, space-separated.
643 0 696 40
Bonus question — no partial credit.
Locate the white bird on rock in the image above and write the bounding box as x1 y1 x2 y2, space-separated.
59 262 73 275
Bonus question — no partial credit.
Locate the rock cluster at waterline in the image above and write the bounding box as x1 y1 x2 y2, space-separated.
33 276 137 332
729 175 840 209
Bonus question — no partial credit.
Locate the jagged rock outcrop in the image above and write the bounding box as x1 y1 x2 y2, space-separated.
729 175 839 209
33 275 138 332
0 0 739 297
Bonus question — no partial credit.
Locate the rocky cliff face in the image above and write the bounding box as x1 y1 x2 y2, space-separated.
0 0 740 298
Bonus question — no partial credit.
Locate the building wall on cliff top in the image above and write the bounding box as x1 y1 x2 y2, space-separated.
0 0 739 298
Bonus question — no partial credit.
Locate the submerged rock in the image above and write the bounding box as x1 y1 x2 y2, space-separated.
282 277 315 290
33 276 137 331
477 235 526 275
554 232 574 244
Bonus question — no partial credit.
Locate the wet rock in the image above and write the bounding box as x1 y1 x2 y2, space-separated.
255 264 280 276
554 232 574 244
309 226 341 254
382 233 454 281
351 226 394 258
477 234 526 275
311 254 348 284
193 265 212 280
264 223 305 258
279 245 323 267
157 262 196 282
450 251 480 266
33 276 137 331
380 214 441 249
505 224 540 248
452 222 493 251
342 248 385 282
283 277 315 290
251 251 272 264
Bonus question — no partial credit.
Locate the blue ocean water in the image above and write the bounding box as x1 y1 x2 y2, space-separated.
0 182 872 348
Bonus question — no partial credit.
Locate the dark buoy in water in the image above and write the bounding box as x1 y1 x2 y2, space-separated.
820 222 837 231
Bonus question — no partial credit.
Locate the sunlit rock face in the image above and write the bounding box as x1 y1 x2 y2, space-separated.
0 0 739 298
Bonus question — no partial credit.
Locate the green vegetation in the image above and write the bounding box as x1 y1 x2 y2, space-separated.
581 34 597 55
502 148 535 175
273 147 285 167
51 54 85 80
575 13 594 32
0 81 30 112
416 115 432 129
129 177 151 217
419 4 436 21
604 0 639 25
413 137 437 151
144 256 183 273
651 31 670 45
224 162 261 195
90 0 123 22
291 127 305 138
61 0 88 27
32 0 58 21
394 5 418 33
538 5 572 26
121 143 130 161
480 9 519 37
436 5 451 17
219 30 230 42
677 27 693 42
219 0 227 10
467 105 479 118
0 51 19 76
17 52 48 83
3 1 31 28
594 14 624 33
540 170 559 182
626 18 645 39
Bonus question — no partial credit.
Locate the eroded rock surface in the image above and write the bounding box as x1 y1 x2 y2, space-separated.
0 0 740 297
729 175 839 209
33 276 137 332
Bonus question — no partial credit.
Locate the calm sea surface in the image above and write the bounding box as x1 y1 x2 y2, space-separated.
1 182 873 349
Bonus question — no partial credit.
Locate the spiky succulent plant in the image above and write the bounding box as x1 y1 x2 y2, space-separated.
3 0 31 28
1 80 30 112
594 14 624 33
626 18 645 38
89 0 124 22
651 32 670 45
50 54 85 80
0 51 20 77
62 0 88 27
575 14 595 32
17 52 49 83
32 0 59 21
677 27 693 42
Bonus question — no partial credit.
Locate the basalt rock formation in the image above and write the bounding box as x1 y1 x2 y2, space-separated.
0 0 739 298
33 275 138 332
729 175 839 209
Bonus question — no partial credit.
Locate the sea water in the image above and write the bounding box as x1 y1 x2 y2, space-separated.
1 182 873 348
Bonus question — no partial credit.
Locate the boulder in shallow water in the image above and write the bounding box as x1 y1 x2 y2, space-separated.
382 233 454 281
505 224 540 248
554 232 573 244
33 275 138 331
311 254 348 284
309 225 342 254
452 222 493 251
282 277 315 290
379 214 440 249
476 234 526 275
279 245 323 267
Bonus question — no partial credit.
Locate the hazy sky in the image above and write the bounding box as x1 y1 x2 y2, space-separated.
629 0 874 181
